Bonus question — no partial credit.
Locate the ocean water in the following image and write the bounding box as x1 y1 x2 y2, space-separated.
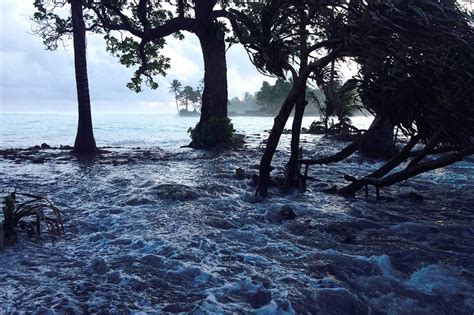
0 113 372 149
0 113 473 313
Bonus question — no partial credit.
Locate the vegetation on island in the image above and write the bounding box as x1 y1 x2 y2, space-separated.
169 79 202 116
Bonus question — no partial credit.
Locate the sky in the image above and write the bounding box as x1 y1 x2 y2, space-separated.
1 1 470 114
0 0 274 114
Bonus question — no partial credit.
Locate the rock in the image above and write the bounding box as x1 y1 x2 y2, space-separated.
248 290 272 309
128 278 149 292
154 184 198 201
162 304 187 313
140 254 165 268
235 167 246 180
32 153 47 164
27 145 41 151
59 145 73 150
106 271 121 284
112 159 129 166
0 223 4 251
40 143 51 149
311 288 369 314
205 217 236 230
400 191 424 202
265 206 297 223
89 257 108 275
250 174 259 187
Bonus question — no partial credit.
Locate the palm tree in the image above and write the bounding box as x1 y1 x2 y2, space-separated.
71 0 97 154
32 0 97 155
168 79 183 114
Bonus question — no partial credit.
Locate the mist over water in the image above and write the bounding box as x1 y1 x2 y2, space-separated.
0 113 473 313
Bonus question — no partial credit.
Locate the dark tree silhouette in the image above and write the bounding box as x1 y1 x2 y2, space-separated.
169 79 183 114
228 0 346 196
70 0 97 154
88 0 231 147
301 0 473 196
232 0 472 197
33 0 98 154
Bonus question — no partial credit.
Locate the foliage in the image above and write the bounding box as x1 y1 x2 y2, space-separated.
348 0 474 146
104 33 169 92
169 79 183 113
256 79 292 114
2 191 64 247
32 0 171 92
84 0 239 93
169 80 202 113
188 118 235 149
254 79 325 114
179 85 202 112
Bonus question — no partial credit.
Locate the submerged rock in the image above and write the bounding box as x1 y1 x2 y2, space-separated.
400 191 424 202
205 217 237 230
88 257 109 275
265 206 297 223
59 145 73 150
154 184 199 201
248 290 272 309
127 277 150 292
235 167 246 180
32 153 47 164
106 271 121 284
311 288 369 314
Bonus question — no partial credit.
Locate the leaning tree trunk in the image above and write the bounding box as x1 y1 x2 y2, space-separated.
284 18 308 192
257 77 307 197
71 0 97 154
196 25 228 126
284 91 308 191
360 114 395 159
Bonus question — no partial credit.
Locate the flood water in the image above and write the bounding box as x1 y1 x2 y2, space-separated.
0 113 473 314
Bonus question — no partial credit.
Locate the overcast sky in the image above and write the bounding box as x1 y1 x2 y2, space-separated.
2 1 469 114
0 0 275 114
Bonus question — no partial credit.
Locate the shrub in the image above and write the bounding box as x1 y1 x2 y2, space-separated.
308 120 326 134
188 117 235 148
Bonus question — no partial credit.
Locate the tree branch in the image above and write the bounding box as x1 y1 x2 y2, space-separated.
345 145 474 189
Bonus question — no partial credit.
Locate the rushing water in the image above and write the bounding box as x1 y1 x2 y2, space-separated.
0 113 473 314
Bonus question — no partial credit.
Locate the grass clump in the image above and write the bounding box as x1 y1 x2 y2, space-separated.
1 190 64 248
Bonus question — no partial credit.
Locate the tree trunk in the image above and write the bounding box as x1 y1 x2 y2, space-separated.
196 26 228 125
175 95 179 113
257 77 306 197
284 93 307 191
71 0 97 154
284 13 309 192
360 115 395 159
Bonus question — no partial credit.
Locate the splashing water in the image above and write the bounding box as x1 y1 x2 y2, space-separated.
0 114 473 313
